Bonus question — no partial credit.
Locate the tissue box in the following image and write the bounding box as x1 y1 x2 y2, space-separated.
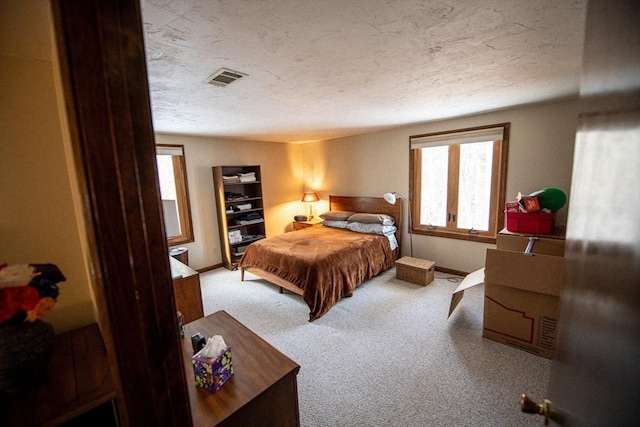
191 346 233 392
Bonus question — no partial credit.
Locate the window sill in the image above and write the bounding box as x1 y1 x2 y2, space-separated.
412 228 497 244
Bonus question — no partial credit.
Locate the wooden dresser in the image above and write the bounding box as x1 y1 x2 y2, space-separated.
182 310 300 426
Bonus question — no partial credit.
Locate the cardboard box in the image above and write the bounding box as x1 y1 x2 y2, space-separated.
496 228 566 256
192 346 234 392
396 257 436 286
449 231 565 359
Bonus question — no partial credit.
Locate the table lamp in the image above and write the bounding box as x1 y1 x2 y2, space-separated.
301 191 320 220
383 192 413 258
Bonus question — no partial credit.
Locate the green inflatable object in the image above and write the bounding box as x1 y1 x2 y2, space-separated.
529 187 567 212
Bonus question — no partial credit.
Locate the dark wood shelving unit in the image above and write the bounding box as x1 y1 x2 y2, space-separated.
212 165 266 270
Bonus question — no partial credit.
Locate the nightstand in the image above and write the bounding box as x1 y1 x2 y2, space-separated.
293 219 322 230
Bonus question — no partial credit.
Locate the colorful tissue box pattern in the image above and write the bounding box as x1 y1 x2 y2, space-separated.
192 346 233 392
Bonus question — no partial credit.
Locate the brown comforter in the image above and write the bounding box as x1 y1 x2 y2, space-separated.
238 225 396 321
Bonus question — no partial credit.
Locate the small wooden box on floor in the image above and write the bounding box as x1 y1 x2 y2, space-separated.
395 256 436 286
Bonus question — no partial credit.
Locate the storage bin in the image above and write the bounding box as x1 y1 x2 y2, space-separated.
505 211 555 234
395 257 436 286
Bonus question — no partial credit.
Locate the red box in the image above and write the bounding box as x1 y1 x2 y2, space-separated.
504 201 520 213
520 196 541 212
505 211 555 234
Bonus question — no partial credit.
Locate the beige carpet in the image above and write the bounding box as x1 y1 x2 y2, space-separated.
199 266 551 427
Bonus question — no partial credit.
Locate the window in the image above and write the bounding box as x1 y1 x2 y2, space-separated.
410 123 509 243
156 144 194 246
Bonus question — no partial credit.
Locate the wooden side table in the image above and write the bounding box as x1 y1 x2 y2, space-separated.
182 310 300 426
292 219 322 230
2 323 116 426
170 256 204 324
169 247 189 266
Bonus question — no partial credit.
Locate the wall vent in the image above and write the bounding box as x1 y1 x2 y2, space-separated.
204 68 248 87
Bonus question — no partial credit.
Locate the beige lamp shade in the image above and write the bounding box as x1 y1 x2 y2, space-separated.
301 191 320 202
301 191 320 220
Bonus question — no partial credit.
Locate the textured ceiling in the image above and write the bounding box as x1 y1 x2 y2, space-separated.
141 0 587 143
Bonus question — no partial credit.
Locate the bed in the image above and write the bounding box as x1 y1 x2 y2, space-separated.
238 195 402 321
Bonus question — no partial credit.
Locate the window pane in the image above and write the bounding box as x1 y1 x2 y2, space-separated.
157 155 176 199
156 145 194 246
419 146 448 227
457 141 493 230
156 154 181 238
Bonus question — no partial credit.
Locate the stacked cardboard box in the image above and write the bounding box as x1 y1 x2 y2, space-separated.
449 228 565 359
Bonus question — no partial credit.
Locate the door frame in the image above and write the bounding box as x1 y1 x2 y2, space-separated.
52 0 192 425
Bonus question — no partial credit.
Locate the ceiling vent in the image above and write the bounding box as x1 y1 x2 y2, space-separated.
204 68 248 87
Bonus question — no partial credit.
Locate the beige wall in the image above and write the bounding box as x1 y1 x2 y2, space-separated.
302 99 578 273
158 99 576 274
0 0 96 333
155 133 304 269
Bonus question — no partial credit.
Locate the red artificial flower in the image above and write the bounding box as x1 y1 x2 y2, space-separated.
0 285 40 324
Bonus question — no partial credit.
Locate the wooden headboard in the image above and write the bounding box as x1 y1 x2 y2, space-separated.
329 195 403 257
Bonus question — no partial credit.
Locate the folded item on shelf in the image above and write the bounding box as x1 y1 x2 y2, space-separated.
242 234 265 241
233 245 250 256
234 212 263 225
225 191 247 200
228 230 242 243
222 175 241 184
238 212 261 220
235 218 264 225
233 203 252 211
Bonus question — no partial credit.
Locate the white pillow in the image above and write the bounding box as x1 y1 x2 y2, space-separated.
347 213 395 225
320 211 355 221
346 222 397 236
322 220 349 228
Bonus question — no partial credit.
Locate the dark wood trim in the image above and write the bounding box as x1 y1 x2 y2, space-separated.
196 263 224 273
51 1 191 425
434 266 469 277
495 123 509 234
